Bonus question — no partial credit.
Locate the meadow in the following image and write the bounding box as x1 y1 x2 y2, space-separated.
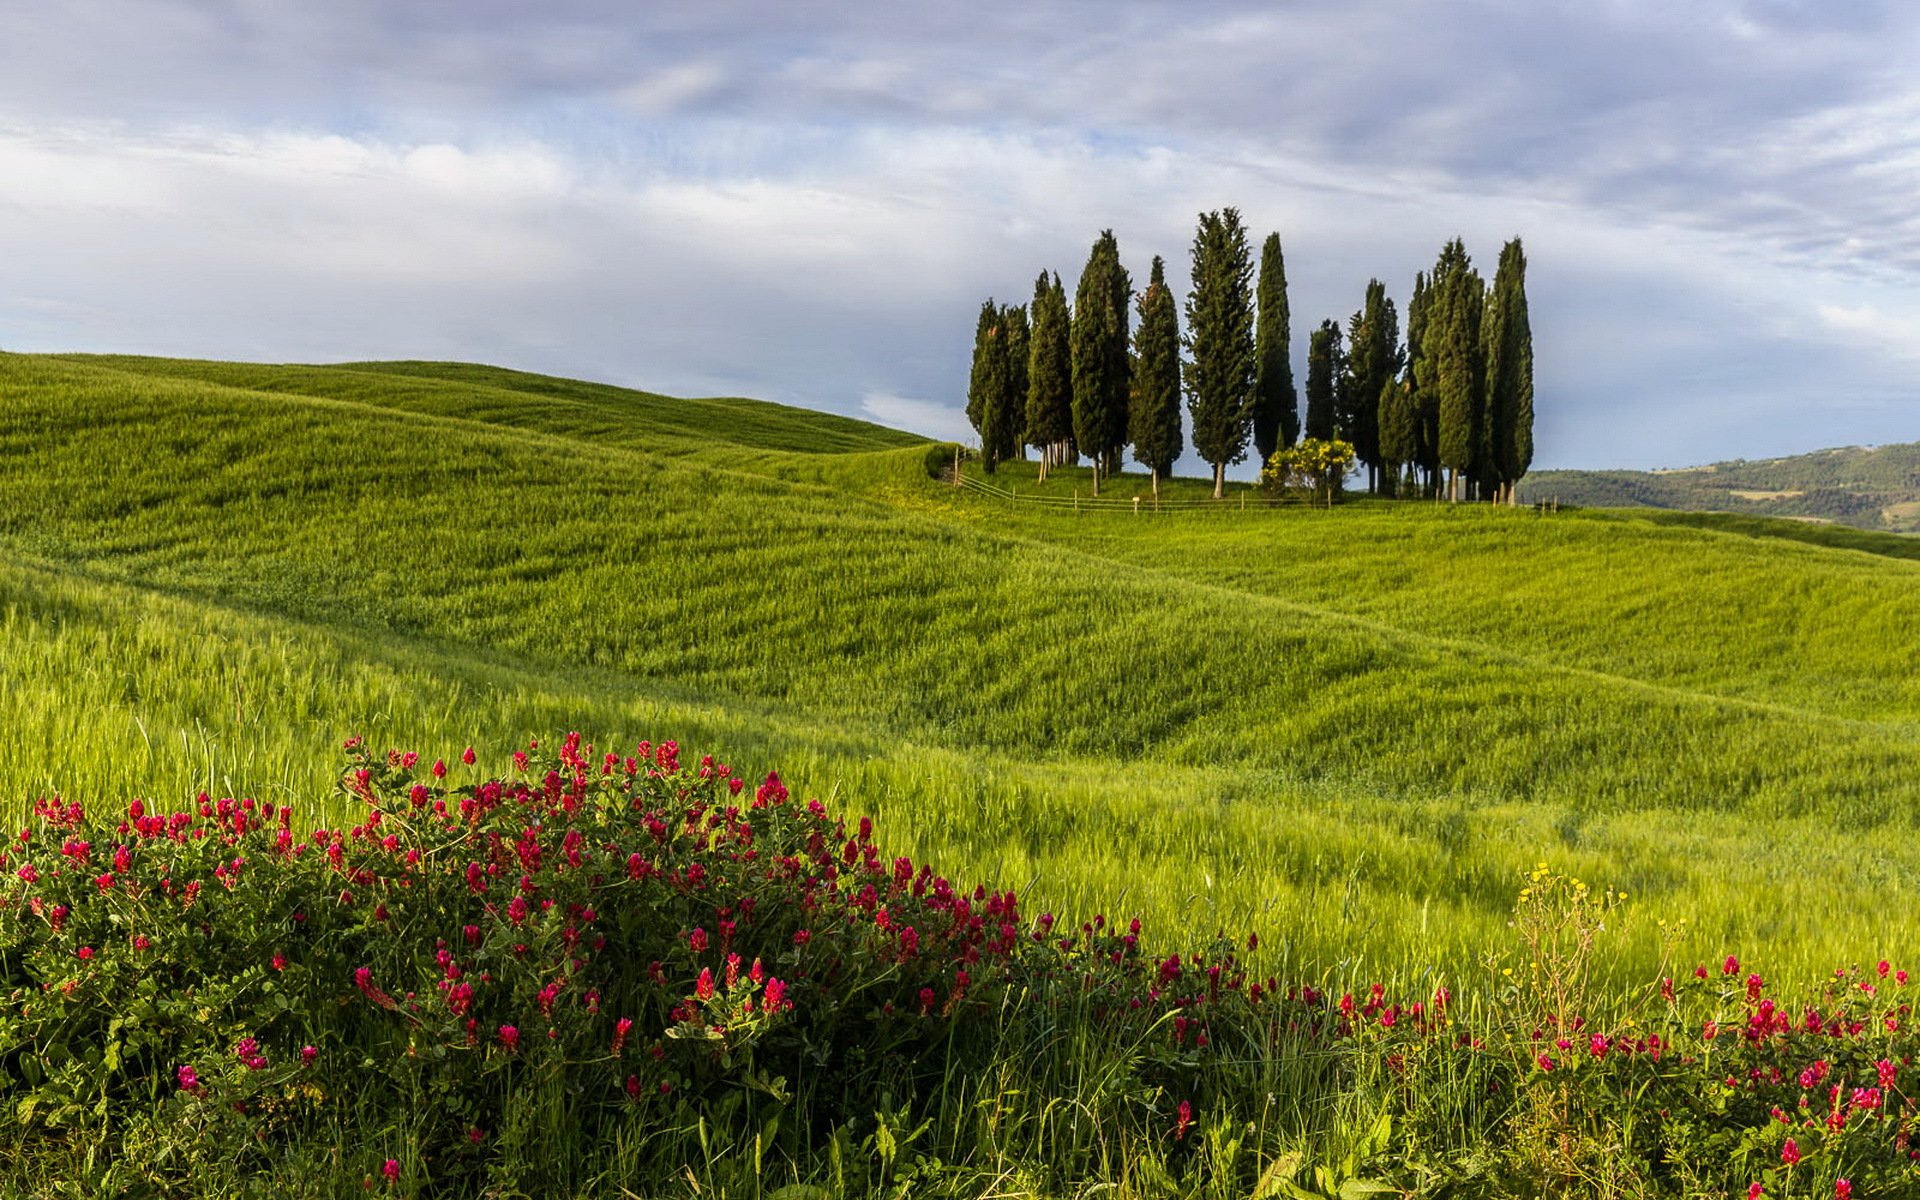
3 351 1919 1195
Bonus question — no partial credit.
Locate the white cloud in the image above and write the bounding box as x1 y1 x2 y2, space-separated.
3 3 1920 468
860 392 972 443
1817 302 1920 362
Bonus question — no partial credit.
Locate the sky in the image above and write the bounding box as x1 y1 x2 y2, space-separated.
1 2 1917 471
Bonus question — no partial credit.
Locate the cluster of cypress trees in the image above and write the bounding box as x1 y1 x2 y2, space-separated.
965 219 1533 503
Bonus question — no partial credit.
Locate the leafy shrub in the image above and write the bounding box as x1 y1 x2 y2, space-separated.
1260 437 1356 507
2 740 1917 1197
923 441 965 479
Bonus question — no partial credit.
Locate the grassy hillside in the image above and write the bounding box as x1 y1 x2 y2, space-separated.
1520 440 1920 531
3 351 1918 983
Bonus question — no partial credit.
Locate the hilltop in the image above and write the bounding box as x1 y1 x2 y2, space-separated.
1520 439 1920 531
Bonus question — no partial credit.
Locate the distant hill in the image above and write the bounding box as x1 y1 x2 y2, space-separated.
1519 441 1920 531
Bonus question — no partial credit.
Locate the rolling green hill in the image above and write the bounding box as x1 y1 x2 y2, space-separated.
1520 440 1920 531
3 350 1917 981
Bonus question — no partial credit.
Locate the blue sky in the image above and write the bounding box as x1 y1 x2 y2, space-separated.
1 1 1917 470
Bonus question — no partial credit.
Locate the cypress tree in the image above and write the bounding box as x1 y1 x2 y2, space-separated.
1129 255 1183 496
1071 230 1132 495
1252 232 1297 466
1025 271 1075 477
1375 375 1417 496
999 303 1029 467
1431 239 1483 502
976 308 1013 475
966 299 998 452
1483 238 1534 504
1339 280 1399 493
1304 319 1342 443
1184 208 1256 499
1406 271 1438 497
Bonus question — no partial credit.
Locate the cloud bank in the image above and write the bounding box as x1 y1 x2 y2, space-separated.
1 1 1917 469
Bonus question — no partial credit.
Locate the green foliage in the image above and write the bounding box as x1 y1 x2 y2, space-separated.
1025 271 1075 457
1072 230 1132 480
1484 238 1533 493
923 442 964 480
1405 271 1441 490
1431 239 1485 498
1304 320 1342 442
1374 377 1418 494
1261 438 1357 508
966 300 998 445
1338 280 1400 489
991 303 1029 470
7 768 1919 1197
1253 232 1298 462
1130 256 1184 485
1184 209 1257 496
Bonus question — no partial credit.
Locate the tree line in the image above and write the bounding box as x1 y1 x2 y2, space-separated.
966 211 1533 502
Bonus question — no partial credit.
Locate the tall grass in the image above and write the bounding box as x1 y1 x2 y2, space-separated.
0 351 1916 982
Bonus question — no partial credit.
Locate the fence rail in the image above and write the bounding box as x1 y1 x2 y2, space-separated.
952 471 1317 512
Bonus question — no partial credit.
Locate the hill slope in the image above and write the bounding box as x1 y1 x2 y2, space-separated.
2 350 1916 976
1520 440 1920 531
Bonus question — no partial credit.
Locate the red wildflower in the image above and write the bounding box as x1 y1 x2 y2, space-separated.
498 1025 520 1052
1781 1139 1799 1166
1174 1100 1193 1141
696 967 715 1001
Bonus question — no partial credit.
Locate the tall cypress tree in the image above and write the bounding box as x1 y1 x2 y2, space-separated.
1184 208 1256 499
1339 279 1399 493
1375 375 1417 496
1483 238 1534 504
1071 230 1132 494
1025 271 1075 477
1252 232 1297 467
1304 319 1342 443
1431 239 1483 502
966 299 998 453
1406 271 1438 497
999 302 1029 466
976 307 1013 475
1129 255 1183 496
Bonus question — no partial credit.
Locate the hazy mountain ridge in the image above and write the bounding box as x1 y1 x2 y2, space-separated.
1519 440 1920 531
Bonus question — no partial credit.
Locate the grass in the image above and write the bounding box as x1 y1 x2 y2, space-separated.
1 349 1918 989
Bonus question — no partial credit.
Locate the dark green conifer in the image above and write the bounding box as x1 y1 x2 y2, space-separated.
1304 319 1343 443
1025 271 1075 477
1183 208 1256 499
997 302 1028 467
1071 230 1132 494
966 299 997 451
1483 238 1534 504
1431 239 1483 501
1129 256 1183 496
1252 232 1297 465
1375 375 1417 496
1339 280 1399 493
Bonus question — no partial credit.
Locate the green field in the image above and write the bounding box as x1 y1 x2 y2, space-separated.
3 349 1918 987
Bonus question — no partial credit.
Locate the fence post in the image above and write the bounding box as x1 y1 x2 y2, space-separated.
1074 490 1079 512
1133 496 1140 515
